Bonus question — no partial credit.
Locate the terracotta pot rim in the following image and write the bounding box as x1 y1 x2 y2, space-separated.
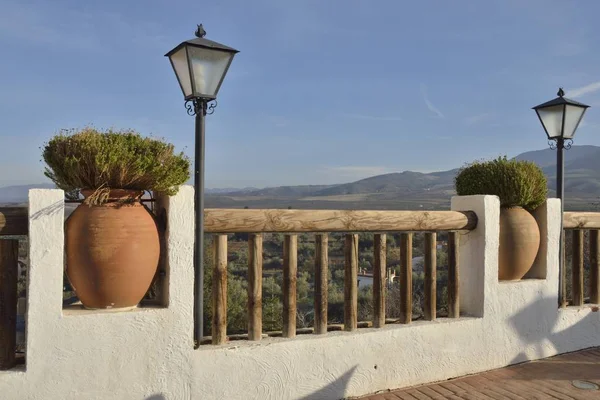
80 188 145 201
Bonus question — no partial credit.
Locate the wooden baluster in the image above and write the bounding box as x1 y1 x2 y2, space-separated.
590 230 600 304
560 231 567 308
283 234 297 338
212 234 228 345
399 233 412 324
448 232 460 318
424 232 437 321
248 234 263 341
0 240 18 370
572 229 584 306
314 234 328 334
373 234 386 328
344 234 359 331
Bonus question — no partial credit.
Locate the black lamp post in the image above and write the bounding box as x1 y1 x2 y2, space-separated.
166 25 239 347
533 88 589 307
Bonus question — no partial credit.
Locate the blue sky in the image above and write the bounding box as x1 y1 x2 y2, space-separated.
1 0 600 188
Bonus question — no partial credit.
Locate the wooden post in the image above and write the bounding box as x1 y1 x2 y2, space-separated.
314 234 328 334
590 230 600 304
448 232 460 318
572 229 584 306
399 233 412 324
344 234 358 331
0 240 18 370
283 234 297 338
247 234 263 341
424 232 437 321
212 234 228 345
560 233 567 308
373 234 386 328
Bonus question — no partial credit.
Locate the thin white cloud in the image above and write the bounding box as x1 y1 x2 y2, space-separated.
340 113 402 122
465 113 492 126
568 82 600 98
420 85 444 118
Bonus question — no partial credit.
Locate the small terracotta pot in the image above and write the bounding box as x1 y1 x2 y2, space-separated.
65 189 160 309
498 206 540 281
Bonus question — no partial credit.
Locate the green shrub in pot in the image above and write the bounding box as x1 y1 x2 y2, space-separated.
455 156 548 280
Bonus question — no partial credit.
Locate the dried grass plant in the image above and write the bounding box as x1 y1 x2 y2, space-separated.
42 127 190 204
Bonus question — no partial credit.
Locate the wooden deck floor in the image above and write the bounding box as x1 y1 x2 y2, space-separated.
361 348 600 399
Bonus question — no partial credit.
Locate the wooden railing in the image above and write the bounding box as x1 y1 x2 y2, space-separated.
1 206 476 347
203 209 475 344
562 212 600 307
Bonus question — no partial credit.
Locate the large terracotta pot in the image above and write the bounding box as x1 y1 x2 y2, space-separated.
65 189 160 309
498 206 540 281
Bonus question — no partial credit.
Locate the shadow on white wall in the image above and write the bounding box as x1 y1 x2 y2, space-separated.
509 295 600 368
299 366 357 400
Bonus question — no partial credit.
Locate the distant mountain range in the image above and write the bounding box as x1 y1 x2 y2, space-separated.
212 145 600 198
204 145 600 211
3 146 600 210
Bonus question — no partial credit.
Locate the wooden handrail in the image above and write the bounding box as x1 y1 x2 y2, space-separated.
564 212 600 229
204 209 477 233
0 208 27 237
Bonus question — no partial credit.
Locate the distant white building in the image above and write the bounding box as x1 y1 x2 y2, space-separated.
357 268 397 288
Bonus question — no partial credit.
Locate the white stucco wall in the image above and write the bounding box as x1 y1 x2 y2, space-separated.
1 190 599 400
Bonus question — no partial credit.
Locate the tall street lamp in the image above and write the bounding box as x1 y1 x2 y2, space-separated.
166 24 239 347
533 88 590 308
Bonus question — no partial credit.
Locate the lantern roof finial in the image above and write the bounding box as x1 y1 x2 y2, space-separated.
195 24 206 38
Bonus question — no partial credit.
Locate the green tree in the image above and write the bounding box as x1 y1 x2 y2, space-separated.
263 276 283 332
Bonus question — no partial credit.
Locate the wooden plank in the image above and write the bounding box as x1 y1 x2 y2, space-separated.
0 208 28 237
373 234 386 328
448 232 460 318
212 234 228 345
314 234 328 334
282 234 297 338
204 209 477 233
344 234 359 331
572 229 584 306
590 230 600 304
399 233 413 324
424 232 437 321
564 212 600 229
247 234 263 341
560 232 567 308
0 240 18 370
